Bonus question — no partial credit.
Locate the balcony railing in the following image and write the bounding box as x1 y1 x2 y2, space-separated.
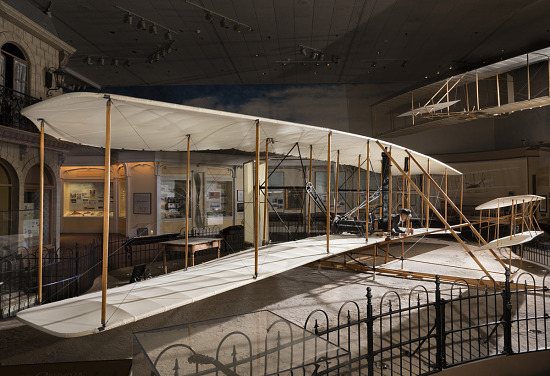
0 85 41 133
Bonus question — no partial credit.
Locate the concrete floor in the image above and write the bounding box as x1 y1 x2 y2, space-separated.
1 236 549 374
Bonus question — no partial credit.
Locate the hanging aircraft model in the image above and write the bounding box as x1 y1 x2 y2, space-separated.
15 92 544 337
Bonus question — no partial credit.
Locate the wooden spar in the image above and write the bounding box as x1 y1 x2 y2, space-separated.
497 200 500 243
254 120 260 277
357 155 361 209
307 145 312 236
460 174 464 226
326 132 331 253
496 73 501 107
411 92 414 126
377 142 495 281
466 83 470 111
426 160 430 230
527 54 530 100
366 141 370 241
405 150 507 270
388 148 392 234
407 158 411 232
335 150 340 218
421 167 425 226
101 97 112 326
185 135 190 269
373 244 376 280
445 169 448 222
446 81 450 116
479 210 482 245
401 240 405 269
38 120 44 303
263 138 269 244
476 71 480 110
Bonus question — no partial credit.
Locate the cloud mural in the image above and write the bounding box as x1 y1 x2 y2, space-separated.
106 84 351 132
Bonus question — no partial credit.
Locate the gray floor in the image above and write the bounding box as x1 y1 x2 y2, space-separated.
0 236 549 373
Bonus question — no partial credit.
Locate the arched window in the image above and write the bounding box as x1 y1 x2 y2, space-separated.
0 160 18 238
1 43 28 94
24 165 54 246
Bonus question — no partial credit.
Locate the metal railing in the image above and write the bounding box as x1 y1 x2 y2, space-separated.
0 85 41 132
0 227 248 318
303 270 549 375
513 238 550 267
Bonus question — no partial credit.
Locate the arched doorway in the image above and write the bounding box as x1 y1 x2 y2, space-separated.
24 165 54 246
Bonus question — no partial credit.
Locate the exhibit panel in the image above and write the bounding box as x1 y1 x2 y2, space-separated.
60 167 117 233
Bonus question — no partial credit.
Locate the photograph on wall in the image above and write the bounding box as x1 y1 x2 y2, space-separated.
133 193 151 214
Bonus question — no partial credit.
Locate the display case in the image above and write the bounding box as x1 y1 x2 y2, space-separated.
63 181 113 217
160 179 189 219
205 180 232 225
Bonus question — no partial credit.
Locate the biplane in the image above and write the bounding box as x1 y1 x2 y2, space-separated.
16 92 544 337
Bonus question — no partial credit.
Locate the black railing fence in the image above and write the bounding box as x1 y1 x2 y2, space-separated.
1 242 100 318
513 237 550 267
268 214 326 243
303 271 549 375
1 227 247 318
0 85 41 132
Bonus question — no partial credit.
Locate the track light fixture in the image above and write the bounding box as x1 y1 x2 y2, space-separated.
123 13 133 25
146 41 176 64
116 6 178 38
185 0 253 32
137 18 146 30
98 57 105 66
299 45 327 61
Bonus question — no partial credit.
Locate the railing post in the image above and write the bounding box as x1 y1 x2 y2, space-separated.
435 275 447 370
366 287 374 376
502 268 514 355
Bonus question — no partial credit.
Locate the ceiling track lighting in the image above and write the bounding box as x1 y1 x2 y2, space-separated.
299 45 327 61
82 55 133 69
123 13 133 25
115 5 178 38
184 0 253 32
146 41 176 64
276 60 337 70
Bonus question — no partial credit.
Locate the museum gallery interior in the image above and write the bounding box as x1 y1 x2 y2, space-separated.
1 0 550 375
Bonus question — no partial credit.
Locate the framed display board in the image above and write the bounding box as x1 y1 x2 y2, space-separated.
134 193 151 214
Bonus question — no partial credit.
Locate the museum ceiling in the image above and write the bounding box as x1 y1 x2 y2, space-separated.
18 0 550 92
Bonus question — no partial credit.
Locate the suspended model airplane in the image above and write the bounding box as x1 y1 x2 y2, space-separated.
16 93 544 337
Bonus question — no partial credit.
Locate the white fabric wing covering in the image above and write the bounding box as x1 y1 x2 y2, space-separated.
475 195 545 210
21 92 461 176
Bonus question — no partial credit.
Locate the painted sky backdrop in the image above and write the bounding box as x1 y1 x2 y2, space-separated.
106 84 351 132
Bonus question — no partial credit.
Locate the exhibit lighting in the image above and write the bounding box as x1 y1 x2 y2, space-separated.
137 18 146 30
123 13 133 25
